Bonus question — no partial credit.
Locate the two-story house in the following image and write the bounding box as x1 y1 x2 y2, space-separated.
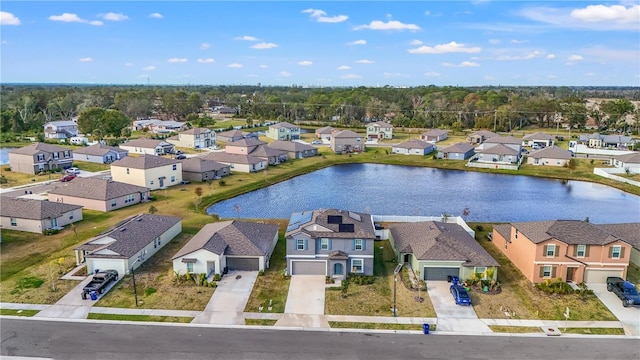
266 122 301 141
73 143 128 164
285 209 376 279
167 128 215 149
330 130 364 154
8 143 73 174
366 121 393 140
110 155 182 190
492 220 633 284
119 139 175 155
43 120 79 140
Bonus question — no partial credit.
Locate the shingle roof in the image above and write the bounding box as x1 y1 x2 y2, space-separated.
179 157 229 173
203 152 264 165
44 120 77 127
511 220 623 245
484 136 522 145
393 139 434 150
477 143 519 156
181 128 212 135
612 152 640 164
528 145 572 160
217 129 245 138
389 221 498 267
119 138 169 149
111 154 179 169
332 130 362 138
286 209 375 239
422 129 447 137
225 138 267 148
492 224 512 240
172 220 278 259
1 197 82 220
48 178 149 200
523 132 554 141
369 121 393 128
9 143 69 155
73 144 127 156
316 126 335 134
470 130 498 139
440 142 474 153
269 140 316 152
270 122 298 129
596 223 640 250
250 144 287 158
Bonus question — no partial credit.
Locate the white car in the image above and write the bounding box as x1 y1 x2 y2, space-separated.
66 167 80 174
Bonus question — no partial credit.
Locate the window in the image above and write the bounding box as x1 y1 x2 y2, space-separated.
475 267 486 279
69 213 74 220
10 218 17 226
351 259 364 273
64 151 70 158
514 229 518 239
611 245 622 259
296 239 305 250
171 176 175 183
576 245 586 257
546 244 556 257
186 262 193 273
172 164 177 171
354 239 363 250
111 200 117 207
542 265 552 278
150 181 154 185
37 154 45 162
53 153 59 159
320 238 329 250
124 194 135 203
126 168 130 174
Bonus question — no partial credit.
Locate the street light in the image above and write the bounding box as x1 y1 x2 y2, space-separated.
131 256 141 307
393 263 403 317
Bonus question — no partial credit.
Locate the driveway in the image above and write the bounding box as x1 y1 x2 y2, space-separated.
276 275 329 328
191 270 258 325
588 283 640 336
426 281 491 333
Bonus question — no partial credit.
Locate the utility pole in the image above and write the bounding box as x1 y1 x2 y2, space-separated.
493 110 497 131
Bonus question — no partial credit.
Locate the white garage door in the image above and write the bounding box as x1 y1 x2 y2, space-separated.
291 261 326 275
87 259 125 278
584 269 624 284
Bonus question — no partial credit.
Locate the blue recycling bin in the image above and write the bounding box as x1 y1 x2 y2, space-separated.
422 323 430 334
89 290 97 301
452 276 459 285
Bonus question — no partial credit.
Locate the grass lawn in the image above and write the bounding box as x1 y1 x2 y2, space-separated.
245 319 278 326
86 313 193 323
73 161 110 173
244 222 290 313
469 223 618 321
626 263 640 284
329 322 425 331
325 240 436 317
0 309 39 316
488 326 543 333
562 327 626 335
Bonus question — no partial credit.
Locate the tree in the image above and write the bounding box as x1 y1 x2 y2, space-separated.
148 205 158 214
78 107 130 138
194 187 203 212
601 99 635 130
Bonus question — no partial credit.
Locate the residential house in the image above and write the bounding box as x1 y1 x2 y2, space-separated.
172 220 279 275
475 144 520 164
315 126 335 141
420 129 448 143
597 223 640 266
180 157 230 182
225 138 287 165
285 209 376 278
151 120 187 134
268 140 318 159
202 152 266 173
111 155 182 190
466 130 498 144
47 177 149 212
0 197 82 234
216 129 246 143
267 122 301 141
492 220 633 283
119 139 175 156
211 106 237 115
522 132 555 148
527 146 572 167
437 142 474 160
73 144 128 164
132 119 163 131
225 138 268 155
609 152 640 174
481 136 522 153
366 121 393 140
8 143 73 174
166 128 215 149
43 120 78 140
389 221 499 281
74 214 182 276
330 130 364 154
391 140 435 156
249 145 288 165
579 133 635 149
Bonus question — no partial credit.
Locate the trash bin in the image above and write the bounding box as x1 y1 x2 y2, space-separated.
90 290 97 301
452 276 459 285
81 291 87 300
422 323 430 335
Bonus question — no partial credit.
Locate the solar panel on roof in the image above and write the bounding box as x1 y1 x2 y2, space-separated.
328 215 343 224
348 211 361 221
339 224 354 232
286 211 313 232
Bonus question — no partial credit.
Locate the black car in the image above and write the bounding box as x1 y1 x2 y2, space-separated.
175 154 187 160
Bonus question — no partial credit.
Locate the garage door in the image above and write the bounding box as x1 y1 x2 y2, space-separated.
226 257 259 271
88 259 125 278
423 267 460 281
291 261 326 275
584 269 624 284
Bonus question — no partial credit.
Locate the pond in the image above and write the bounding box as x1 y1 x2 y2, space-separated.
207 163 640 223
0 148 11 165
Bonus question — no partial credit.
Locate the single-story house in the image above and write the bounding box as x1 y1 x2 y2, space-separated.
172 220 279 275
180 157 231 182
522 132 555 148
366 121 393 140
437 142 475 160
482 136 522 153
119 139 175 156
74 214 182 276
268 140 318 159
249 145 288 165
475 144 520 164
420 129 448 143
202 152 266 173
391 139 435 155
216 129 246 143
166 127 215 149
466 130 498 145
132 119 163 131
150 120 187 134
8 143 73 175
527 146 572 167
389 221 499 281
330 130 364 154
597 223 640 266
111 155 182 190
72 144 128 164
47 177 150 212
1 197 83 234
315 126 335 141
609 152 640 174
225 138 267 155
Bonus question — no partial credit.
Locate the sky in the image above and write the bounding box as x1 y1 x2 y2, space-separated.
1 1 639 87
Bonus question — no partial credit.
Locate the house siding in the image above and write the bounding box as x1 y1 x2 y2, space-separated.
111 163 182 190
492 226 539 282
173 249 223 276
527 157 569 167
73 150 126 164
48 191 149 212
9 150 73 175
0 208 82 234
331 138 363 154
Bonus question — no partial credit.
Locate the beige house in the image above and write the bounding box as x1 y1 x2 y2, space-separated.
526 146 572 167
266 122 300 141
111 155 182 190
202 152 266 173
420 129 448 143
48 177 150 212
8 143 73 175
522 132 555 147
167 128 215 149
391 140 435 155
466 130 498 145
597 223 640 266
225 138 267 155
366 121 393 140
119 139 175 155
315 126 335 141
330 130 364 154
216 129 246 143
1 197 82 233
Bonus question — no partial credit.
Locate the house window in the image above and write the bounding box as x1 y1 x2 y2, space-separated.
351 259 364 273
53 153 59 159
69 213 74 220
171 176 175 182
111 200 117 207
173 164 177 171
37 154 45 161
124 194 135 203
611 245 622 259
475 267 486 279
354 239 363 251
186 262 194 273
126 168 130 174
64 151 70 158
150 181 154 185
576 245 586 257
542 265 552 278
514 229 518 239
296 239 305 250
10 218 17 226
320 238 329 250
546 244 556 257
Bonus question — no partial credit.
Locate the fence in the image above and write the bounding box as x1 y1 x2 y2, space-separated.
465 155 523 170
593 168 640 187
372 215 475 237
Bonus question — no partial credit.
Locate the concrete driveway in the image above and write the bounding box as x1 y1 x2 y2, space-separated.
191 270 258 325
426 281 491 333
588 283 640 336
276 275 329 328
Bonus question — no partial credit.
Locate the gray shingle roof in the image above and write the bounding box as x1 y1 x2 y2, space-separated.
172 220 278 259
596 223 640 250
286 209 375 239
217 129 245 138
9 143 69 155
316 126 335 134
270 122 298 129
250 144 287 158
393 139 434 150
440 142 474 153
469 130 498 139
119 138 169 149
422 129 447 137
389 221 498 267
369 121 393 128
511 220 623 245
484 136 522 145
181 128 212 135
111 154 179 169
73 144 127 156
203 152 264 165
269 140 315 152
523 132 554 141
528 145 572 160
492 224 512 240
48 178 149 200
612 152 640 164
180 157 229 173
226 138 267 148
478 143 519 155
1 197 82 220
332 130 362 138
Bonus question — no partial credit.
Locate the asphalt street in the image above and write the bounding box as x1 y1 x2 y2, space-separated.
2 318 639 360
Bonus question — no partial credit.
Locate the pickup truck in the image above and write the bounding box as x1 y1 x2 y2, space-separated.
606 276 640 307
82 270 118 298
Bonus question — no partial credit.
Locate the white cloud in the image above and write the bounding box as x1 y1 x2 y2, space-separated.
568 54 584 61
484 75 496 80
410 39 423 45
356 59 374 64
200 43 210 50
442 61 480 67
1 40 9 44
337 65 351 70
341 74 362 79
510 39 528 44
142 65 156 71
517 4 639 30
99 12 128 21
297 60 313 66
546 54 556 59
408 41 481 54
79 57 93 62
279 71 292 77
168 58 188 63
149 13 163 19
488 39 501 44
259 64 268 68
354 20 420 31
227 63 243 68
496 51 542 61
586 72 596 77
571 4 639 24
347 39 367 46
424 71 440 77
302 8 348 23
235 35 258 41
251 42 278 49
197 58 215 63
0 11 21 25
124 62 134 67
49 13 103 26
424 11 431 16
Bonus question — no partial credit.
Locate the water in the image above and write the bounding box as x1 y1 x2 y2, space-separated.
0 148 10 165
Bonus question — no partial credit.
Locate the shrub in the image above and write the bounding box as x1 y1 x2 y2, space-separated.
258 270 265 276
348 273 375 285
43 229 60 236
144 287 157 296
4 167 11 172
218 180 226 186
17 276 45 289
213 273 221 281
475 225 484 231
0 176 7 184
535 278 574 295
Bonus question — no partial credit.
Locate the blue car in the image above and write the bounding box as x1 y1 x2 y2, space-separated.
450 285 472 306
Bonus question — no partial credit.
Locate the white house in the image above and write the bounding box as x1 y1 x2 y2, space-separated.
119 139 175 155
610 152 640 174
73 144 128 164
167 128 215 149
366 121 393 140
44 120 78 140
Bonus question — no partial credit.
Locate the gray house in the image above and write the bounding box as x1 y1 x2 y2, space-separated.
73 144 128 164
285 209 376 279
8 143 73 174
437 142 475 160
180 157 230 182
475 144 520 164
0 197 83 234
392 139 435 155
268 140 318 159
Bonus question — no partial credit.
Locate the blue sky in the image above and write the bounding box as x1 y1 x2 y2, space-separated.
1 1 639 86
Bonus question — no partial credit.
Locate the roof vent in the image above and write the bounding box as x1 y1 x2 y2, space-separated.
120 228 127 232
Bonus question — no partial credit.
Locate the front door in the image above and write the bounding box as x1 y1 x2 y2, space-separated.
404 254 411 263
567 267 576 282
159 178 164 187
50 218 58 229
334 263 343 275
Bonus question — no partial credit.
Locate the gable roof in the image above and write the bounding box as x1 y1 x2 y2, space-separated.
1 197 82 220
44 120 77 127
269 140 316 152
528 145 572 160
389 221 498 267
286 208 375 239
316 126 335 134
393 139 434 150
180 127 212 135
179 157 229 173
477 143 519 156
48 177 149 200
226 138 267 148
612 152 640 164
332 130 361 139
217 129 246 138
73 143 127 156
484 136 522 145
111 154 179 169
422 129 447 137
511 220 625 245
368 121 393 128
440 142 474 154
119 138 170 149
596 223 640 250
9 143 69 155
469 130 498 139
172 220 278 259
523 132 554 141
250 144 287 158
270 122 298 129
203 152 264 165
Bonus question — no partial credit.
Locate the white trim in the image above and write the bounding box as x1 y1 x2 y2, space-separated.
583 267 626 272
533 261 583 265
286 255 319 259
347 254 374 259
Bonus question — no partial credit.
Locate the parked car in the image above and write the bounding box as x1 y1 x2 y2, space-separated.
175 154 187 160
311 140 322 145
81 269 118 299
450 284 472 306
607 276 640 307
59 173 77 182
66 167 80 174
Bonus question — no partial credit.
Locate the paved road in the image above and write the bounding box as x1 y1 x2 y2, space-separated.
2 318 638 360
